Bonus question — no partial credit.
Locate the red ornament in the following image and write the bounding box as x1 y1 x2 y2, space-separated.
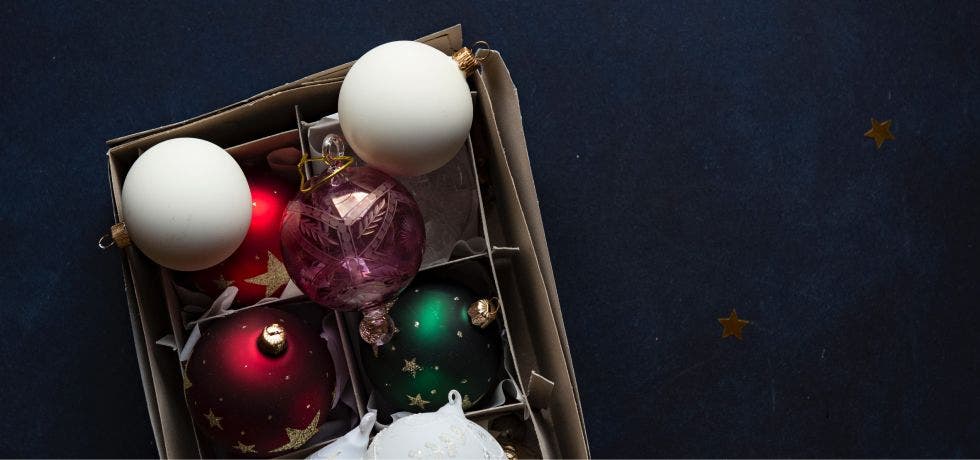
184 307 335 457
179 170 294 306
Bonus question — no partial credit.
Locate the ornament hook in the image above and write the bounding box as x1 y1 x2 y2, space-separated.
297 134 355 193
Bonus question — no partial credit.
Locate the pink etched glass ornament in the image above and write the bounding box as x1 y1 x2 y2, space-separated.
280 135 425 346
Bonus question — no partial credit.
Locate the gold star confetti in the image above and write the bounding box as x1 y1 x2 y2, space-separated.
182 371 192 391
864 118 895 149
269 410 320 453
718 309 750 340
406 393 430 410
204 409 223 430
213 274 234 290
401 358 423 378
244 251 290 297
233 441 256 454
461 394 473 410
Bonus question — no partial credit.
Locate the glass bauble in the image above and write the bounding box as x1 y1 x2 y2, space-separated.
280 165 425 343
361 281 502 413
178 169 293 306
365 391 505 459
184 307 334 457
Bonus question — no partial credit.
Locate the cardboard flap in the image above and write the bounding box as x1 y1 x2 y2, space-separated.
526 371 556 410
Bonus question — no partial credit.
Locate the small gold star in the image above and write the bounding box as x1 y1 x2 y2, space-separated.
718 309 750 340
233 441 256 454
244 251 290 297
204 409 223 430
269 410 321 453
182 372 192 391
401 358 423 378
406 393 430 410
213 274 234 290
864 118 895 149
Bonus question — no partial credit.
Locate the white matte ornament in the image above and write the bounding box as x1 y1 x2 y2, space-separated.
365 391 505 460
338 41 474 177
121 137 252 271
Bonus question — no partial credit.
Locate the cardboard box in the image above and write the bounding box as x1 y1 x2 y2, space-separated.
106 25 589 458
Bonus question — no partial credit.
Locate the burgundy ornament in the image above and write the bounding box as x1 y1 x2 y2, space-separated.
184 307 335 457
280 135 425 346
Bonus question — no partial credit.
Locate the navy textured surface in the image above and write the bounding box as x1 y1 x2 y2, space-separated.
1 1 978 458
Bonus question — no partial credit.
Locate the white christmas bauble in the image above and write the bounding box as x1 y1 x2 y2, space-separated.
121 137 252 271
365 391 505 460
338 41 473 177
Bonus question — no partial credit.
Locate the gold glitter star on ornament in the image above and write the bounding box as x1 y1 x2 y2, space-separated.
244 251 290 297
718 309 750 340
269 410 320 453
406 393 430 410
204 409 223 430
233 441 256 454
864 118 895 149
401 357 423 378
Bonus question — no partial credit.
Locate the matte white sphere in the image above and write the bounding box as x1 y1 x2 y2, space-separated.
365 391 504 459
339 40 473 177
121 137 252 271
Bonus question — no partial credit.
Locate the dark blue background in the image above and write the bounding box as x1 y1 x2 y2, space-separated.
1 1 978 457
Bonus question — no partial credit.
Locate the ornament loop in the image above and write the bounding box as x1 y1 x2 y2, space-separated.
297 134 355 193
98 233 115 249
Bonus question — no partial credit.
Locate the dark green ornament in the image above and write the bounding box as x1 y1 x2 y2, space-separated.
361 281 502 412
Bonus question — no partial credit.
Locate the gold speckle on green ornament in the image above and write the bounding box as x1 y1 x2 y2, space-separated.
407 393 430 410
430 389 437 395
401 358 423 378
414 321 420 328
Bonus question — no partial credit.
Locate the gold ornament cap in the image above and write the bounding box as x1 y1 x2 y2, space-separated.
258 323 287 356
468 297 500 328
452 46 481 76
360 301 399 354
99 222 131 249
